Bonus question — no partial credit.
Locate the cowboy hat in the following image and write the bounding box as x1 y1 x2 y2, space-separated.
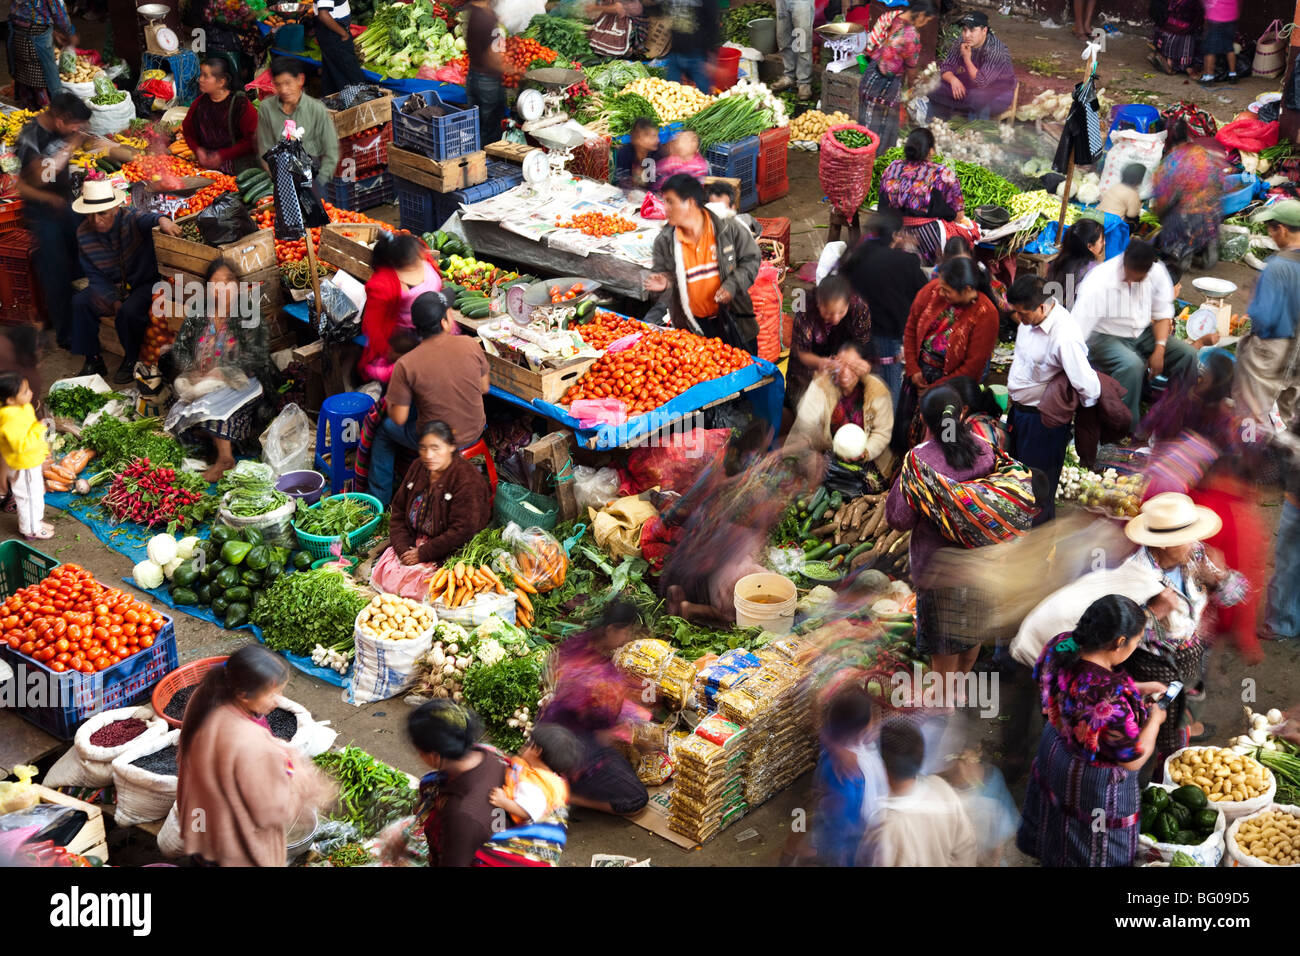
72 179 127 215
1124 492 1221 548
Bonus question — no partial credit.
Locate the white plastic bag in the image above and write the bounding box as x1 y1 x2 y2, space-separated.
1097 128 1166 201
110 729 180 826
1224 804 1300 867
1135 782 1226 867
259 402 315 476
346 617 437 706
87 94 137 136
43 706 167 789
432 589 518 627
572 465 620 512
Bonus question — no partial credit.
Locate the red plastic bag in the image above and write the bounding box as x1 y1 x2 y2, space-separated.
640 191 666 219
620 428 732 495
244 68 276 97
749 261 783 363
1216 114 1279 154
138 78 175 101
76 49 103 65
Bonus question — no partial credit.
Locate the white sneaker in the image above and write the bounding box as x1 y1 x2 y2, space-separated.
771 76 794 92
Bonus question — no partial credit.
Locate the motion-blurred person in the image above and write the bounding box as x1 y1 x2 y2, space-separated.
0 327 41 518
1264 421 1300 643
856 718 977 867
480 724 582 866
857 0 936 151
803 686 885 867
465 0 511 150
7 0 76 107
1017 595 1167 867
650 0 719 92
653 129 709 186
784 274 871 413
614 117 662 191
1005 274 1101 521
1150 120 1227 271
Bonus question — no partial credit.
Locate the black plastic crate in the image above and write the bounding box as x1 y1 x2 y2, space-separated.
395 176 442 233
392 92 480 161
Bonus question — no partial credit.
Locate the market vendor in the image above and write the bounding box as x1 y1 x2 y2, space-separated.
311 0 366 96
359 232 444 384
181 57 259 175
256 56 341 190
539 602 651 816
1150 119 1227 272
178 644 335 867
858 0 937 152
786 340 896 493
785 274 871 410
72 180 181 384
370 420 492 599
7 0 76 107
163 258 276 483
645 173 762 355
927 11 1017 122
643 0 720 93
367 292 490 507
877 129 974 267
614 117 662 192
466 0 511 152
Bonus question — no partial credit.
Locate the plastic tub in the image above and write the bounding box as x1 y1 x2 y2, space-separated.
715 48 741 92
276 469 326 506
734 572 797 634
748 17 776 54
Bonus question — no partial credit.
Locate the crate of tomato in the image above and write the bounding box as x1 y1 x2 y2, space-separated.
0 545 178 739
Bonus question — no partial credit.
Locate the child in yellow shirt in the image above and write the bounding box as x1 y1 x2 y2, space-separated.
489 724 581 827
0 374 52 539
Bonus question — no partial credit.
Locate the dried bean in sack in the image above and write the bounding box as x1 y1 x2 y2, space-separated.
42 705 168 789
111 729 182 826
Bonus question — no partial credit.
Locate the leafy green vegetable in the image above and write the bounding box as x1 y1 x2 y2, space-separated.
80 417 189 470
723 3 774 43
314 747 417 837
603 91 661 137
584 60 652 92
682 95 774 154
47 385 111 419
522 14 594 63
461 655 544 753
655 615 767 661
251 566 369 656
217 460 289 517
296 496 376 540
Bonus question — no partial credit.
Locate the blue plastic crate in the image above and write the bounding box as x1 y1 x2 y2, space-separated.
0 615 180 740
485 160 524 189
392 92 480 161
706 135 761 212
141 51 200 106
324 170 395 211
610 121 683 148
395 176 441 233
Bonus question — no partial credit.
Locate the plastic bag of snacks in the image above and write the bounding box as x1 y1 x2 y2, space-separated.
501 522 568 593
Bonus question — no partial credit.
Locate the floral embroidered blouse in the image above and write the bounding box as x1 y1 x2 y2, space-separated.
879 159 965 220
870 18 922 78
1035 639 1147 765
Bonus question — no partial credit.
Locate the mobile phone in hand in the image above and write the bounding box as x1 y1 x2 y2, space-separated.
1156 680 1184 711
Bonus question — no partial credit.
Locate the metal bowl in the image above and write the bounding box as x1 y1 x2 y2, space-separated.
136 3 169 19
1192 276 1237 298
286 806 318 860
816 22 865 38
275 1 306 12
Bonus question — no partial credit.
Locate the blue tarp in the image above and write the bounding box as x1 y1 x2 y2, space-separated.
46 483 350 688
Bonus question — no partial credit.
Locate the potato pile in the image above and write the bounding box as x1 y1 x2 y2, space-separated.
1168 747 1273 803
788 110 852 143
620 77 713 123
356 594 436 642
1232 810 1300 866
62 56 101 83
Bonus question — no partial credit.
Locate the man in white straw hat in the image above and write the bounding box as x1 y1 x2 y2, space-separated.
71 181 181 384
1117 492 1247 776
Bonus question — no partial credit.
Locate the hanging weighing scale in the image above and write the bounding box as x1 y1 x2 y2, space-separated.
815 22 866 69
138 4 179 56
516 67 585 133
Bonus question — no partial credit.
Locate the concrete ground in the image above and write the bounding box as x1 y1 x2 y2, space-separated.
3 6 1297 866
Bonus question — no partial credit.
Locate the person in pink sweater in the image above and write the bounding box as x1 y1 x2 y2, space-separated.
177 646 334 867
1199 0 1239 85
654 130 710 190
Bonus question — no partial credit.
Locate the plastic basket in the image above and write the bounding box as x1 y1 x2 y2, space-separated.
392 92 480 161
0 200 23 233
757 126 790 204
706 135 761 212
293 491 384 559
0 612 179 739
0 539 60 599
323 170 395 212
611 121 682 147
151 655 229 728
141 51 200 105
337 122 392 179
0 228 37 325
493 481 559 531
396 175 442 233
755 216 791 269
485 160 524 189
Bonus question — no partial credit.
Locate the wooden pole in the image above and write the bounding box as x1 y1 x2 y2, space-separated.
1056 153 1076 241
303 225 324 317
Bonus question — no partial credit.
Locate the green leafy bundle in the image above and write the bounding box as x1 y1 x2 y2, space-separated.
723 3 774 43
461 655 544 753
80 417 189 470
681 96 773 154
584 59 651 92
47 385 111 419
522 14 594 63
655 615 766 660
251 567 370 656
603 91 660 137
296 496 377 538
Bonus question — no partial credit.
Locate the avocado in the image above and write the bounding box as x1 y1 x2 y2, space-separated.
224 586 252 604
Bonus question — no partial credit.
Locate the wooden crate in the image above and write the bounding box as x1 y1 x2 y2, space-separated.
388 146 487 194
486 350 595 404
329 93 393 140
32 784 108 862
153 217 277 277
486 140 540 163
318 223 385 282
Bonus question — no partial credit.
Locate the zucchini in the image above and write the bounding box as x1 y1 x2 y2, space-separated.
244 182 274 203
804 542 832 560
825 543 851 558
846 540 874 562
808 486 828 512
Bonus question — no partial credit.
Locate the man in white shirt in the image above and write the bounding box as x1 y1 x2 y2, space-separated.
1070 239 1197 430
1006 274 1101 523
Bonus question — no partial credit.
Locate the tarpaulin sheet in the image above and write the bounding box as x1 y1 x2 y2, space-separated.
46 483 350 687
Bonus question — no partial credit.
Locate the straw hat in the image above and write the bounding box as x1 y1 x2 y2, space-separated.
72 179 127 215
1124 492 1221 548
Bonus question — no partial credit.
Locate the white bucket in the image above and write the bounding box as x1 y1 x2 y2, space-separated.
734 572 797 634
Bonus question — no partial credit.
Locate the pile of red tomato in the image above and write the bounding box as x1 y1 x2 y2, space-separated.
255 202 392 264
2 565 166 674
555 211 637 238
179 172 239 217
575 310 647 349
122 154 199 183
562 326 752 416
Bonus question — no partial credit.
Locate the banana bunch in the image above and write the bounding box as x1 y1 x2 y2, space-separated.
1 110 38 148
70 153 101 170
112 133 149 150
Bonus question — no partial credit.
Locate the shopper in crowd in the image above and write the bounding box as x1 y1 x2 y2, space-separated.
1234 200 1300 439
367 291 490 506
0 327 41 518
359 231 444 384
1264 421 1300 642
929 11 1017 121
1151 119 1228 271
785 273 870 409
653 129 709 188
7 0 76 108
1045 217 1105 305
1098 163 1146 225
15 92 89 352
370 420 492 598
165 258 275 482
1017 595 1168 867
839 212 928 408
182 57 259 175
806 686 885 867
539 601 651 816
647 173 762 355
877 128 970 266
1005 274 1101 521
0 373 51 540
886 386 998 697
948 375 1009 452
178 645 334 867
312 0 366 95
479 724 582 866
1198 0 1238 85
256 57 340 191
894 256 999 449
72 180 181 383
466 0 511 149
771 0 815 102
648 0 720 93
858 0 937 152
614 117 662 191
857 718 978 867
941 235 1008 315
1071 239 1197 431
1119 493 1247 768
1148 0 1203 76
406 700 508 867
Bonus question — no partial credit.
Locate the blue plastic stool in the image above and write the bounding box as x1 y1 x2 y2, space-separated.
314 392 375 495
1105 104 1162 149
141 51 201 106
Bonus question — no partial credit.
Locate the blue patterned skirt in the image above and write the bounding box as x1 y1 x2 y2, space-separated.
1016 724 1140 867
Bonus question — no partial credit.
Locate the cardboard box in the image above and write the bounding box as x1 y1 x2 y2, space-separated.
153 217 276 277
388 146 487 194
329 93 393 140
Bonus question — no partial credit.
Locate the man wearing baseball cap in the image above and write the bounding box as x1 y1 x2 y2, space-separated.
1234 200 1300 441
929 11 1017 120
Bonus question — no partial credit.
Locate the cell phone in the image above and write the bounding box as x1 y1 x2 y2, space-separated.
1156 681 1184 710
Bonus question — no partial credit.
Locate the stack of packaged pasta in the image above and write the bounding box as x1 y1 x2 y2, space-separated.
667 718 750 843
694 648 763 712
613 638 697 711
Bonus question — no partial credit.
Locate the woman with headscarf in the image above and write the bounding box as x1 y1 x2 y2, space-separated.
877 128 974 267
1151 119 1229 271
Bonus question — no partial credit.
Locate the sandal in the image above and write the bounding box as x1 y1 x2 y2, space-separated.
0 491 14 514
